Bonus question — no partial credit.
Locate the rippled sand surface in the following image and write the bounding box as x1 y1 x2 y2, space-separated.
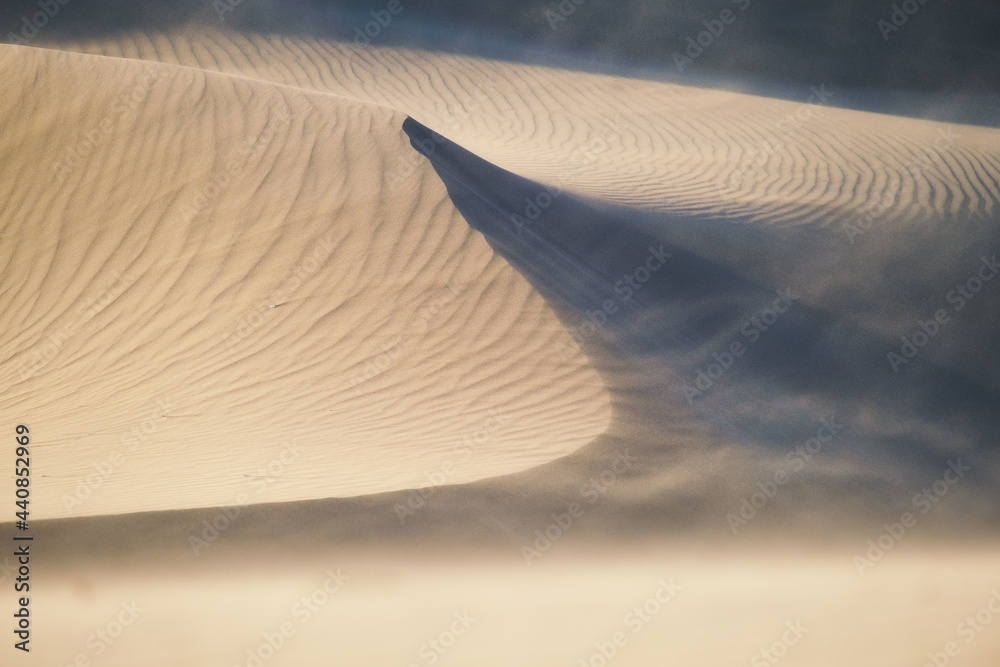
3 3 1000 665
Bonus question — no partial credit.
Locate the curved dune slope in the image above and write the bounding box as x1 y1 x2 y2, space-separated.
49 32 1000 351
46 30 1000 342
5 26 1000 520
0 44 611 519
404 116 1000 499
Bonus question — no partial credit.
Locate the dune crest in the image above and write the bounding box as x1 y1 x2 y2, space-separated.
0 44 611 519
44 28 1000 225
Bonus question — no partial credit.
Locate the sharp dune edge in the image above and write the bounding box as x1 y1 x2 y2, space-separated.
1 43 612 519
2 20 1000 667
50 29 1000 222
8 30 997 521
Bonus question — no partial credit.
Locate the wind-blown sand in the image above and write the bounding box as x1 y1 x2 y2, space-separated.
2 3 1000 665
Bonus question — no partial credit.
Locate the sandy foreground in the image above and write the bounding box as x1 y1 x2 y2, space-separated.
24 548 1000 667
1 13 1000 667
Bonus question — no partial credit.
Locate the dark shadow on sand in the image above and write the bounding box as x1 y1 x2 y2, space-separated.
403 116 1000 481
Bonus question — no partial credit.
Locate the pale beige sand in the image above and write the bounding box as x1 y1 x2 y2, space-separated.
7 31 999 522
51 29 1000 223
3 24 1000 667
1 42 610 519
38 29 1000 344
31 548 1000 667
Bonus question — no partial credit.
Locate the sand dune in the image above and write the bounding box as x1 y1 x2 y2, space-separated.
47 29 1000 215
1 43 610 519
9 30 997 522
33 28 1000 357
2 8 1000 666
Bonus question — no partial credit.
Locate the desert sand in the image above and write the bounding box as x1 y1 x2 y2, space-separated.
2 2 1000 665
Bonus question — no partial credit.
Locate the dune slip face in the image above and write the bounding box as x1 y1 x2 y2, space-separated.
1 19 998 536
403 109 1000 527
2 9 1000 666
